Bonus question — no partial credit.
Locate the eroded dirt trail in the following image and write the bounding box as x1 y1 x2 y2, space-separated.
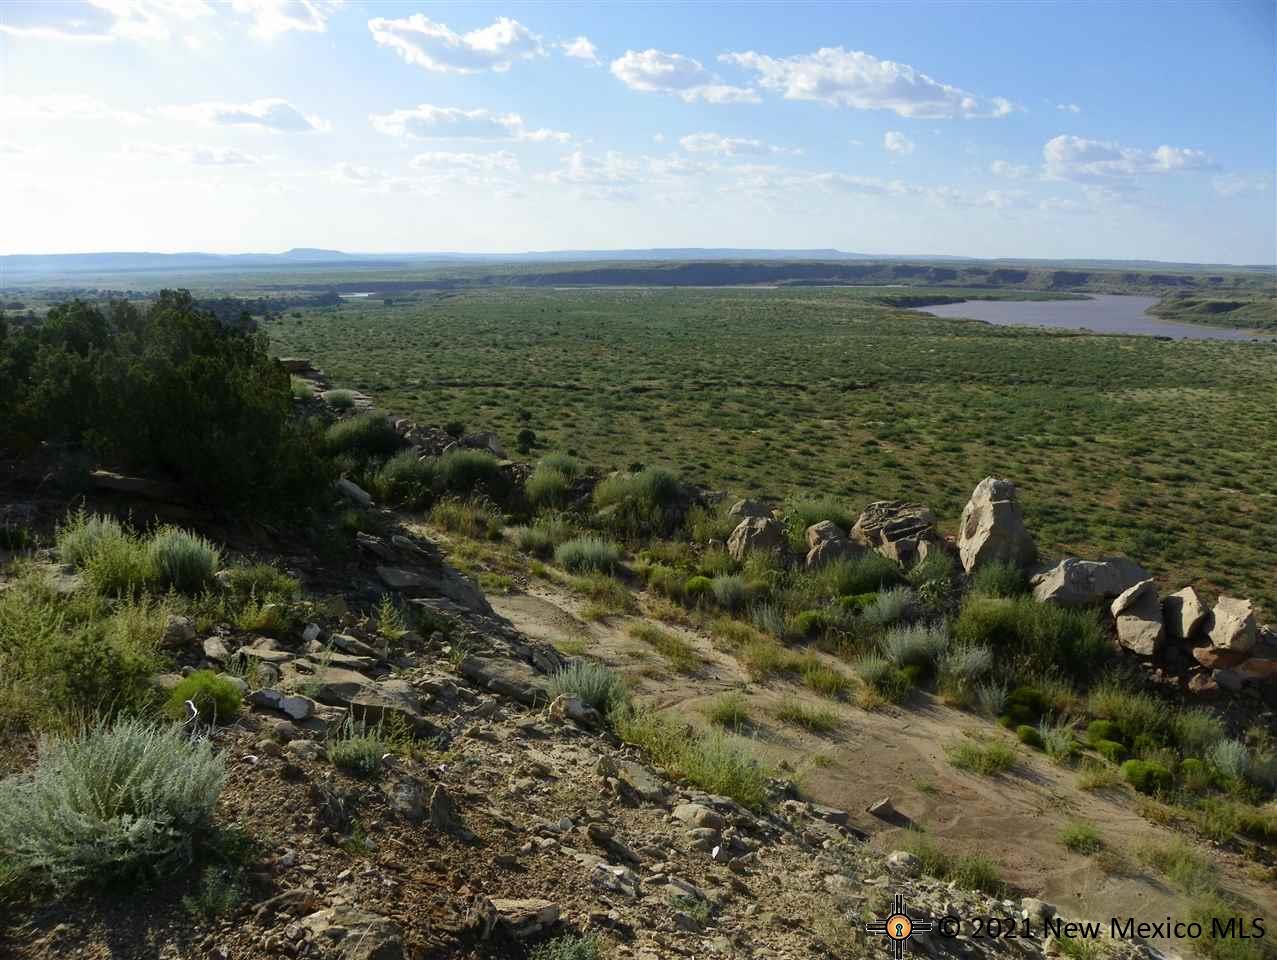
490 582 1277 952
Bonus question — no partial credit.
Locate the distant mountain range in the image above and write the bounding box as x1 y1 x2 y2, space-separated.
1 248 1271 277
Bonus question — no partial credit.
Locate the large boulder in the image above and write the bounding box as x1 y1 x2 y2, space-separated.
727 498 772 520
805 520 845 550
1208 597 1256 653
851 500 938 569
806 537 860 571
957 477 1036 573
727 516 785 562
1031 557 1150 607
1110 579 1164 656
1164 586 1208 642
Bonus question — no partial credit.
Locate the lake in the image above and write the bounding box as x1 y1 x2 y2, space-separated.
914 294 1268 341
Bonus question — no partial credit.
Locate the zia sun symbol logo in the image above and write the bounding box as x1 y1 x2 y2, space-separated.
865 893 935 958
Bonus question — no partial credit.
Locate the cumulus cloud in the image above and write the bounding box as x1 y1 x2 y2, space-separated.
540 148 720 201
368 14 543 73
679 132 799 156
610 49 759 103
369 104 569 142
883 130 914 155
164 98 329 132
409 151 520 173
1212 172 1271 197
125 143 263 165
1056 103 1082 113
720 47 1017 118
1043 134 1215 183
990 159 1030 179
230 0 342 38
560 36 601 65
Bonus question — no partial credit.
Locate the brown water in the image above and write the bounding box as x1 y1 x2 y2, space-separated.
915 294 1269 341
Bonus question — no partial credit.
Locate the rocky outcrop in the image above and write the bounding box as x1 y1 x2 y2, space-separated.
1208 596 1256 652
727 498 772 519
1031 556 1150 607
1164 586 1207 642
957 477 1036 573
804 520 860 570
726 516 785 561
851 500 939 569
299 907 403 960
1110 579 1163 656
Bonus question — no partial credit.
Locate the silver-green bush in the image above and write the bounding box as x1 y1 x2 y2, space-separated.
879 623 948 669
547 661 629 714
1210 739 1250 780
0 719 225 888
148 526 220 594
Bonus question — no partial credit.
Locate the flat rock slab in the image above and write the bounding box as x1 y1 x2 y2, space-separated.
300 907 403 960
617 761 666 803
490 898 559 939
458 655 546 706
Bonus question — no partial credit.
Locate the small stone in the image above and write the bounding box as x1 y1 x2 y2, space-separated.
886 851 921 876
284 740 322 761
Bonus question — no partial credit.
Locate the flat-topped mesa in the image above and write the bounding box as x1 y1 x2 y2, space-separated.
957 476 1037 573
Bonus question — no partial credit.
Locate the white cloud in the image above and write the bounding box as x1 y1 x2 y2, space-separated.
679 132 798 156
230 0 342 38
883 130 914 155
369 105 569 142
0 23 115 43
720 47 1017 118
368 14 543 73
652 133 666 144
1043 134 1215 183
560 36 600 65
87 0 213 42
165 98 329 132
125 143 263 165
1212 172 1271 197
1056 103 1082 113
610 49 759 103
990 159 1030 179
409 151 520 173
0 94 145 125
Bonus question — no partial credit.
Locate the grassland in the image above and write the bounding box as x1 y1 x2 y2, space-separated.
264 287 1277 614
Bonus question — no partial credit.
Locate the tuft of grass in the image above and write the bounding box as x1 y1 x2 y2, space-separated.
627 622 701 673
853 654 911 702
56 509 127 568
946 736 1018 775
773 702 840 733
223 563 300 602
555 536 622 574
1058 821 1104 854
686 504 736 543
530 934 602 960
547 661 628 714
705 692 751 729
1039 716 1079 764
148 527 220 594
322 388 356 409
1121 759 1172 795
797 657 854 699
326 718 390 777
612 707 770 812
289 377 314 401
819 553 902 597
879 622 948 670
1137 837 1218 894
710 573 748 611
375 594 407 641
165 671 241 725
1171 708 1227 757
1077 758 1125 791
0 719 225 889
1086 678 1169 743
749 601 787 637
974 679 1008 719
862 586 915 627
898 830 1007 896
593 466 684 537
430 497 503 541
435 448 509 501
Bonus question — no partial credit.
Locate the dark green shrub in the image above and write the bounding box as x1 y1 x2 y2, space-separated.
836 592 880 614
968 560 1029 597
165 671 242 725
1087 719 1124 745
684 576 713 604
1002 686 1046 727
3 293 330 516
593 466 684 536
1122 759 1172 795
1017 724 1045 749
444 420 465 438
223 563 300 601
792 609 829 638
711 574 748 611
953 596 1108 680
322 389 355 409
644 565 685 600
819 553 903 597
372 451 436 509
900 664 925 687
1095 739 1127 763
525 466 572 509
325 414 401 460
515 428 536 453
435 449 509 501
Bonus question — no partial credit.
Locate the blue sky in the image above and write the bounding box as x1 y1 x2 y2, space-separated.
2 0 1274 262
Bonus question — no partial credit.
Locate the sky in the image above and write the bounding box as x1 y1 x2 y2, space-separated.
2 0 1274 263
